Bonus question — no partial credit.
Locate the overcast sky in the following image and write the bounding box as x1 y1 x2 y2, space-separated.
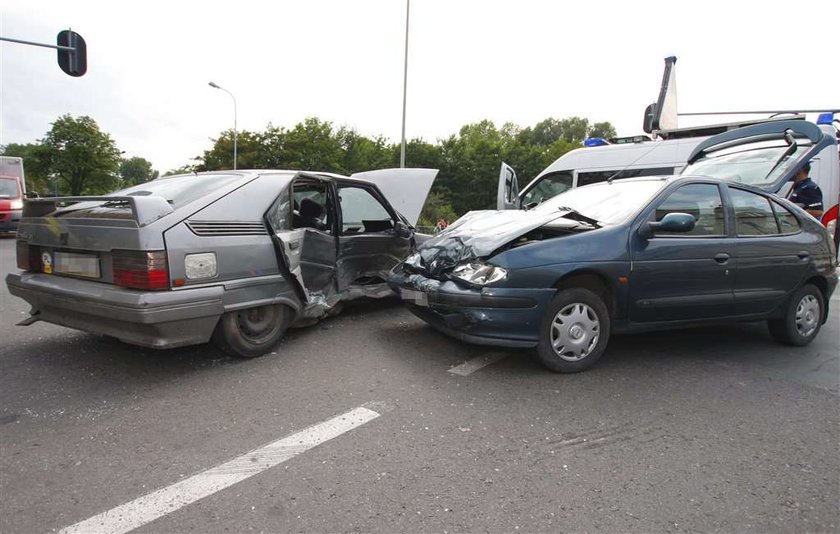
2 0 838 173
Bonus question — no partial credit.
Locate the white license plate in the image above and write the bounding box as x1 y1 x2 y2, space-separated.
400 288 428 307
53 252 100 278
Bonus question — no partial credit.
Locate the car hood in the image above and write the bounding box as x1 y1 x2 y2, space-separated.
415 209 592 275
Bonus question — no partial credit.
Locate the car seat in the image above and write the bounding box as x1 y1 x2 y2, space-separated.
299 198 327 231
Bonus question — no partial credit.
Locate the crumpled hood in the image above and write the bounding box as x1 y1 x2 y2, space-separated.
415 209 588 275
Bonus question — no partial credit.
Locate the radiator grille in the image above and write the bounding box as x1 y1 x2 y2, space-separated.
186 221 269 236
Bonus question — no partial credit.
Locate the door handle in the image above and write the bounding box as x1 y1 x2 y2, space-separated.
714 253 730 264
797 251 810 260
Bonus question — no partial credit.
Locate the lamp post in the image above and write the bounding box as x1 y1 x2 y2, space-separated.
400 0 410 168
208 81 238 170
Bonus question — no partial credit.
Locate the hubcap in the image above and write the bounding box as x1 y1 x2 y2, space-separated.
794 295 820 337
236 305 281 343
550 303 600 362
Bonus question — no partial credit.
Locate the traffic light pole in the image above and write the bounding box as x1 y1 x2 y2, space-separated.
0 29 87 76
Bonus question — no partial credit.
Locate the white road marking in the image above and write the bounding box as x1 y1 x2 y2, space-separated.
59 406 381 534
448 352 509 376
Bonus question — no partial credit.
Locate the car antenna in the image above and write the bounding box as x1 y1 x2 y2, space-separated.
606 142 667 184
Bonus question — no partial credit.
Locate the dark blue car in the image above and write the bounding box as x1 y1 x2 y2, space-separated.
389 122 838 372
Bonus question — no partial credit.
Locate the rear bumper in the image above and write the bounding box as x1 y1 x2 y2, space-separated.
388 270 554 348
6 272 225 349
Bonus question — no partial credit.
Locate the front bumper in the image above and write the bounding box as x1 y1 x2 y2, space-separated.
0 210 21 232
388 270 555 348
6 272 225 349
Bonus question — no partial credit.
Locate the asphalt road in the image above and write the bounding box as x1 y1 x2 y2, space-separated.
1 236 838 533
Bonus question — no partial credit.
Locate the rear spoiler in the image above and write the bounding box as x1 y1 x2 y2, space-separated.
22 195 174 227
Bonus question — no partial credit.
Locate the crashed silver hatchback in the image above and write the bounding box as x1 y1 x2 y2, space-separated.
6 168 437 358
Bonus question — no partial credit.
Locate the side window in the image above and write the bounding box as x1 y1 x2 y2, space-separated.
771 200 802 234
729 187 780 236
338 186 393 234
292 180 332 233
521 172 572 208
653 183 725 236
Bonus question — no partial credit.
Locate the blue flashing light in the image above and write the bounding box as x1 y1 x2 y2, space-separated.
816 112 834 125
584 137 610 147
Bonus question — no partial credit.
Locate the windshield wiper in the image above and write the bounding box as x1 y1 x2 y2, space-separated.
555 206 601 226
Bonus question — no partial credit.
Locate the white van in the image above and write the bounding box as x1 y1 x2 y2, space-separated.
497 114 839 248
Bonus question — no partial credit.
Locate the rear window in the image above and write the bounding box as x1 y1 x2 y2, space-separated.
55 174 243 219
0 178 21 198
115 173 242 208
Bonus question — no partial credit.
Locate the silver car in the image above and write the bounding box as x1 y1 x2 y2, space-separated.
6 168 437 358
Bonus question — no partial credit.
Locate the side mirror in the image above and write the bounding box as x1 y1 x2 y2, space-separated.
395 221 412 238
639 212 696 238
25 191 40 199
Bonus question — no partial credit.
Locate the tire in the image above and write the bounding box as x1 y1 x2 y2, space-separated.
212 304 292 358
535 288 611 373
767 284 824 346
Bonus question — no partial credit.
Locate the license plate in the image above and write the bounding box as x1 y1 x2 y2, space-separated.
53 252 100 278
400 288 428 307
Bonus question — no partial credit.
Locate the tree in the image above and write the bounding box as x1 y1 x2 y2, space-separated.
119 157 158 187
589 121 617 139
42 115 122 195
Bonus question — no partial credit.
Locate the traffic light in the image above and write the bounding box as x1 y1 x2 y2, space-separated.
57 30 86 77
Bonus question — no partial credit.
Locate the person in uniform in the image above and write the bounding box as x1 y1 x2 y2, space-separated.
788 162 824 219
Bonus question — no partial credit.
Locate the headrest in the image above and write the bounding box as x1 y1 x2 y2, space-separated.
299 197 324 219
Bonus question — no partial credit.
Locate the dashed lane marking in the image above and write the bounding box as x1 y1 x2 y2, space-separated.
59 406 381 534
448 352 509 376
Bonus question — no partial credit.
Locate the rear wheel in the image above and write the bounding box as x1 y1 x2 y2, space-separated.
212 304 292 358
535 288 611 373
767 284 824 346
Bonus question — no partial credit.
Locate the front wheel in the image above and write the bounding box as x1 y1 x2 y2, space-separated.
212 304 292 358
767 284 824 346
535 288 611 373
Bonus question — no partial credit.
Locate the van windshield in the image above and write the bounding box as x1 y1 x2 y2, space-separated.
0 178 21 198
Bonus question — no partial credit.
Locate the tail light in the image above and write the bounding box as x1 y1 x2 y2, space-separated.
112 250 169 290
16 241 40 271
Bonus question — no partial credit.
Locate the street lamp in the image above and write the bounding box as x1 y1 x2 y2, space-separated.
400 0 410 168
208 81 238 170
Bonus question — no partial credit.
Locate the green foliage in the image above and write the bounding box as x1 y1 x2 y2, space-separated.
191 114 617 222
42 115 123 195
119 157 158 187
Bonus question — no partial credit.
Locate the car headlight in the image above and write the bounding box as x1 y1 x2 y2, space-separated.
404 252 422 269
10 199 23 210
450 261 507 286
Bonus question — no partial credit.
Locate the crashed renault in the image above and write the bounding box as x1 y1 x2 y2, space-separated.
389 121 838 372
6 168 437 358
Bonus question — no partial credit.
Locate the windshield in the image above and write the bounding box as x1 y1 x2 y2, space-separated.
0 178 21 198
533 179 666 224
681 139 812 187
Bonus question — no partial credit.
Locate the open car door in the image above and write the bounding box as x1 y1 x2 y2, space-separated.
682 120 836 193
349 168 438 227
497 162 520 210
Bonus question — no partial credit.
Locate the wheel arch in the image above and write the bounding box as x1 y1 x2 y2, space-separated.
803 276 831 324
553 270 616 318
